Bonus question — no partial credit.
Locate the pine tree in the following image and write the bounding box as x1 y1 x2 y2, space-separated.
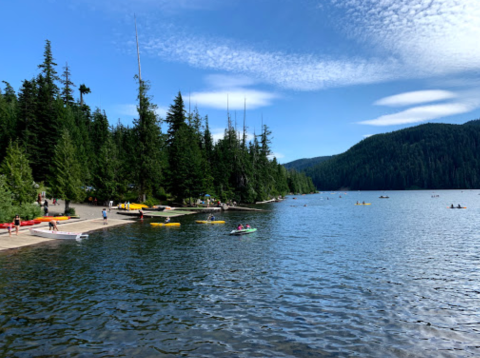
37 40 59 96
0 141 36 205
133 78 163 201
79 84 91 106
60 62 76 105
49 129 84 213
17 78 38 157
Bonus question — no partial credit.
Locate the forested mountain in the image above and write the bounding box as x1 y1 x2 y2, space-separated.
305 120 480 190
283 155 333 171
0 40 315 215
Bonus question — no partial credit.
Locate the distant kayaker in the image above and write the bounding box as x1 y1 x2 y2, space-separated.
48 220 59 231
210 215 215 221
356 201 359 205
245 224 251 229
12 215 21 236
237 224 244 230
362 201 365 205
165 217 171 223
457 204 462 208
450 204 454 208
102 208 108 225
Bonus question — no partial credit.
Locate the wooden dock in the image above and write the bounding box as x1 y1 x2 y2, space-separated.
0 218 135 252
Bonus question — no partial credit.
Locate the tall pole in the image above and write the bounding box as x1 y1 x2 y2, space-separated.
135 14 142 82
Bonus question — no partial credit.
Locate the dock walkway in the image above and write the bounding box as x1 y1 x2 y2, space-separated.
0 218 135 252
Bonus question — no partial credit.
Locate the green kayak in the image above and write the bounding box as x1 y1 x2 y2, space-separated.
229 228 257 235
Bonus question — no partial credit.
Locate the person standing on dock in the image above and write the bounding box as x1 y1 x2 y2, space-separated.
102 208 108 225
12 215 21 236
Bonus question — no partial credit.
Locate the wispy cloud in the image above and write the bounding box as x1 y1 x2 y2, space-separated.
143 34 401 91
211 127 254 143
359 103 476 126
136 0 480 91
374 90 458 107
115 104 167 118
327 0 480 77
363 89 480 126
191 89 277 110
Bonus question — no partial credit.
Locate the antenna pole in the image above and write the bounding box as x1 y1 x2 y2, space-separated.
135 14 142 82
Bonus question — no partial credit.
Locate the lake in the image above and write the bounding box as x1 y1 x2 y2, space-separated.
1 190 479 357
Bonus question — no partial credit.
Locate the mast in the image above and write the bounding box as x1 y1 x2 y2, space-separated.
134 14 142 82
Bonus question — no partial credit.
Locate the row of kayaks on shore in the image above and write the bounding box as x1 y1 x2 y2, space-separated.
0 216 71 229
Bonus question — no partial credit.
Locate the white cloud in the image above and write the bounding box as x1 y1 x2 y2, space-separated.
374 90 458 107
327 0 480 77
116 104 138 117
210 128 254 143
190 89 277 110
359 103 476 126
115 104 167 118
143 34 400 91
137 0 480 91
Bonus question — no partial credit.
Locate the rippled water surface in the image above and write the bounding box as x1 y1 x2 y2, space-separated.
1 190 480 357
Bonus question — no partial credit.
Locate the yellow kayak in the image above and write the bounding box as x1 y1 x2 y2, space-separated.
196 220 226 224
150 223 180 227
354 203 371 206
34 216 70 222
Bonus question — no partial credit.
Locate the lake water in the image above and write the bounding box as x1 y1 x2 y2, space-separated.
1 190 480 357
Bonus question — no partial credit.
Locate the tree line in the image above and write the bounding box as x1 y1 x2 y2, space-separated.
303 121 480 190
0 40 315 218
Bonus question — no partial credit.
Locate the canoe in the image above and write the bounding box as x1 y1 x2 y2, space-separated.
150 223 181 227
196 220 226 224
30 228 88 240
447 206 467 209
230 228 257 235
0 223 13 229
355 203 371 205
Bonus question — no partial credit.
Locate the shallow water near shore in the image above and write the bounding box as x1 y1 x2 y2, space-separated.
1 190 480 357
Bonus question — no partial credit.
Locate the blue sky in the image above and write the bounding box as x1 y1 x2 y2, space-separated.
2 0 480 163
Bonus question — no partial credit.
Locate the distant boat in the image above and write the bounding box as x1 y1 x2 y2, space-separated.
30 228 88 240
230 228 257 235
379 196 390 199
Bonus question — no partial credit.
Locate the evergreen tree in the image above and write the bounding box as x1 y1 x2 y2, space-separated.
16 78 38 156
37 39 59 96
60 62 76 105
49 129 84 213
79 84 91 106
0 141 36 205
133 78 164 201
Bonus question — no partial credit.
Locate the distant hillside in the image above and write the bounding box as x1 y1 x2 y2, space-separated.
283 156 333 171
305 122 480 190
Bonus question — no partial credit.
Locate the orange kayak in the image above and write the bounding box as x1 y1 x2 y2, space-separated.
34 216 70 222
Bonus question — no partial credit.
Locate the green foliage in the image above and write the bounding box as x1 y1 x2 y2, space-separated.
0 141 36 204
0 39 314 207
65 207 76 216
305 122 480 190
0 176 41 221
49 129 85 211
143 197 160 207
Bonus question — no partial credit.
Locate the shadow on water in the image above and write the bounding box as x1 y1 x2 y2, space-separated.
1 190 480 357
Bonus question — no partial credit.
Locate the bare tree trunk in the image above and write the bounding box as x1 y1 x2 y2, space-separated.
64 200 70 214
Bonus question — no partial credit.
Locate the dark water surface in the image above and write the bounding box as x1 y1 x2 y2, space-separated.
1 190 480 357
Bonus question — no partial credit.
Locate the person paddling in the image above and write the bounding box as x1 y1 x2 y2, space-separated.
165 217 171 223
237 224 244 230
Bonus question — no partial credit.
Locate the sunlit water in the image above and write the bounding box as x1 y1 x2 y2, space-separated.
1 190 480 357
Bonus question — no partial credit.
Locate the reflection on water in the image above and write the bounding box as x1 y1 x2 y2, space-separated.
1 190 480 357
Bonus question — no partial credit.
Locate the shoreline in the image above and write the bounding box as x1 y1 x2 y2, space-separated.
0 218 135 253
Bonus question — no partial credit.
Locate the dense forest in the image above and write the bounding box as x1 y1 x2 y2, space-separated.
303 121 480 190
0 40 315 219
283 155 333 172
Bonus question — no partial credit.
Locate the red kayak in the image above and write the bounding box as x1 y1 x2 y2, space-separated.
0 223 13 229
20 221 35 227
